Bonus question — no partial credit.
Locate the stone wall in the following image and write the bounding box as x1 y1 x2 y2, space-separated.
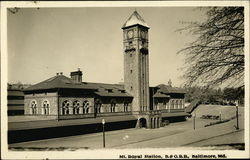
24 92 58 115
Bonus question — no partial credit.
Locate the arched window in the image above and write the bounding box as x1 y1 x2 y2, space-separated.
175 100 179 109
171 100 174 109
163 102 167 110
154 101 158 110
179 100 182 109
73 100 81 114
124 102 129 112
95 99 102 113
62 100 71 115
110 99 116 112
30 100 37 115
83 100 90 114
42 100 50 115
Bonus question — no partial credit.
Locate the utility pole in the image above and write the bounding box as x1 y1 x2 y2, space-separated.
235 100 239 130
193 111 196 130
219 111 222 122
102 119 106 148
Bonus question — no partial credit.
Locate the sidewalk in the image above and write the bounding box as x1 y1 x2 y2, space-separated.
114 116 244 148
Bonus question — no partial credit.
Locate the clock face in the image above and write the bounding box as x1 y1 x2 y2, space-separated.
127 30 134 39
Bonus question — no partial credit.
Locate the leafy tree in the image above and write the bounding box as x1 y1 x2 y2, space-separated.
179 7 244 87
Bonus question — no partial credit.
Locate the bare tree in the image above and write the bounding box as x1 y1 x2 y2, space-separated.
178 7 244 87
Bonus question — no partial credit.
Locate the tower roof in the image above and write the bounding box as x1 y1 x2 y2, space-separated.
122 11 149 29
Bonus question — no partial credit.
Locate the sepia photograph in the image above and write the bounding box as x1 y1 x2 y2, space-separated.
1 1 249 159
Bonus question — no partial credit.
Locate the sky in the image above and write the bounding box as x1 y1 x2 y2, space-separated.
7 7 206 87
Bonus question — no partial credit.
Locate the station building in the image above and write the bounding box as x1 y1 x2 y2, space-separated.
23 11 188 129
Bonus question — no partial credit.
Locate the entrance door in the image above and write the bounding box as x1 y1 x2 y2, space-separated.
139 118 147 128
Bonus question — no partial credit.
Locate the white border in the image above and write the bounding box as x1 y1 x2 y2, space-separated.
1 1 249 159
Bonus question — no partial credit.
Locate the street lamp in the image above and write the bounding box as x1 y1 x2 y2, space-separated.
235 100 239 130
193 111 196 130
219 111 222 122
102 119 106 148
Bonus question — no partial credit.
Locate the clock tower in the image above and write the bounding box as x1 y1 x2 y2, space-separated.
122 11 150 113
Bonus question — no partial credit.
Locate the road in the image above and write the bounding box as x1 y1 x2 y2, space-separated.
9 106 244 150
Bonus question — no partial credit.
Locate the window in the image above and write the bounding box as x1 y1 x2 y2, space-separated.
130 86 133 91
171 100 174 109
124 103 129 112
130 69 133 73
73 100 81 114
155 102 158 110
62 100 71 115
120 90 125 93
175 100 179 109
95 99 102 113
142 41 145 46
111 103 116 112
83 100 90 114
42 100 50 115
30 100 37 115
129 41 133 46
110 99 116 112
163 102 167 109
130 53 132 57
97 104 101 113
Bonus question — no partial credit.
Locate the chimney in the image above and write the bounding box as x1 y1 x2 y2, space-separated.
60 72 63 75
56 73 59 76
70 68 83 83
168 79 172 87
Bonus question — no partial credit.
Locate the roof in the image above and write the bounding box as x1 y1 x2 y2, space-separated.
24 75 95 91
24 75 132 98
153 92 170 98
156 84 186 94
122 11 149 29
95 91 132 97
185 99 200 113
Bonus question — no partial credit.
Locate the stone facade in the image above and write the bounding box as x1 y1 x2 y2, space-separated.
24 91 133 120
24 92 58 115
123 23 150 113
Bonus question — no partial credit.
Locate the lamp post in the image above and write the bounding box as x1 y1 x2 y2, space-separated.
219 111 222 122
102 119 106 148
235 100 239 130
193 112 196 130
